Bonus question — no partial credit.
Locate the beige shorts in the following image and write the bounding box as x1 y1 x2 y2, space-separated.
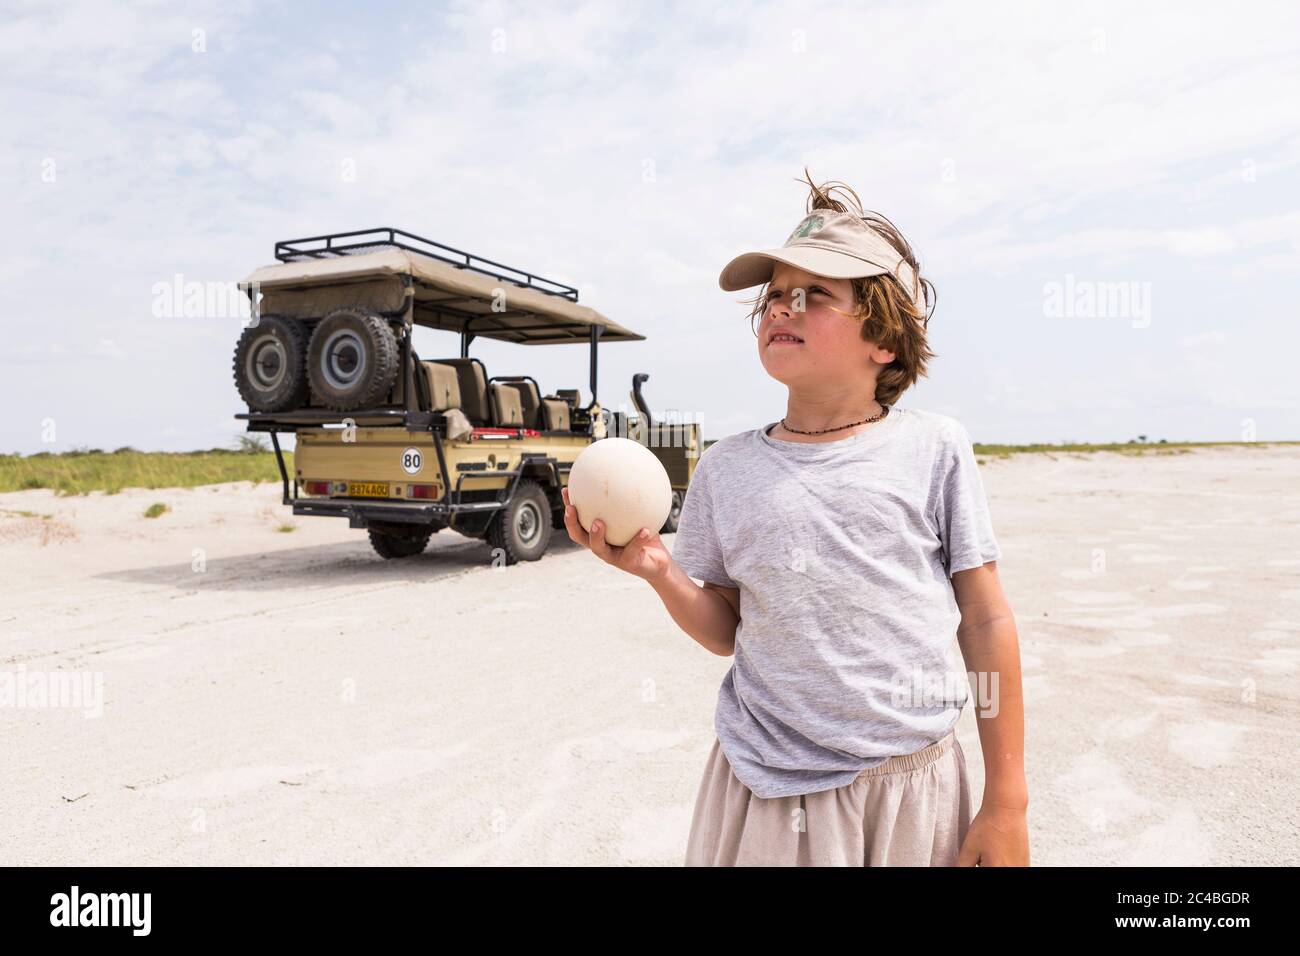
684 728 973 866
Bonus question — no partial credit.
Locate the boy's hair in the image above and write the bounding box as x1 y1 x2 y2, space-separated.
745 169 936 406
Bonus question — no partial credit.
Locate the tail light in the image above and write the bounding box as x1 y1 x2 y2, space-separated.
304 481 330 495
407 484 441 499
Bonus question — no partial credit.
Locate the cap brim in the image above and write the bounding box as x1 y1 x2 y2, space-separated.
718 247 893 292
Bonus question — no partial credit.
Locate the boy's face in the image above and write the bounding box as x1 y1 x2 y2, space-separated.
757 262 895 389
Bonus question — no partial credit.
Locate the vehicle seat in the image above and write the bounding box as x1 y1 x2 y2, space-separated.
495 378 543 429
540 396 570 431
556 388 582 409
428 358 490 426
490 382 525 427
419 361 474 440
420 361 461 412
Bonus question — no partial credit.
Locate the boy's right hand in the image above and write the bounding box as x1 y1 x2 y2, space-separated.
561 486 673 582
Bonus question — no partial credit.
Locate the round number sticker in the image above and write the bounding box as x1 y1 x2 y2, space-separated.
401 447 423 475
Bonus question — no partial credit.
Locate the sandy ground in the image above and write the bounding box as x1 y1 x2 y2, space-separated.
2 444 1298 866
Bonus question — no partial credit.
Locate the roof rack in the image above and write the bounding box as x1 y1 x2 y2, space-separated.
273 227 581 302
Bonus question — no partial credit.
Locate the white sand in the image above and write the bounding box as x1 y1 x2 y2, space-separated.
2 444 1298 865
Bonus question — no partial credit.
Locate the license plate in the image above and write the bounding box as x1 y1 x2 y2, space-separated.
347 482 389 498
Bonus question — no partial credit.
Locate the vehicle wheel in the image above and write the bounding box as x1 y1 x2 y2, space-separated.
369 519 442 538
232 315 310 412
550 487 567 529
487 480 553 565
306 307 400 411
368 525 433 559
659 489 684 534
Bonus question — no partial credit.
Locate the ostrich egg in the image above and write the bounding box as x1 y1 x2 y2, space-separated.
567 437 673 547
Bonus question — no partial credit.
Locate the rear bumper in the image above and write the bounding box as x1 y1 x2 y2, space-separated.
291 496 504 527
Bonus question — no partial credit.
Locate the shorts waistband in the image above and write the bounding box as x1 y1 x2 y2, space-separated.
855 728 956 779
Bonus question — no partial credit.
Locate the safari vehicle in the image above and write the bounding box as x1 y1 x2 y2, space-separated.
232 227 699 563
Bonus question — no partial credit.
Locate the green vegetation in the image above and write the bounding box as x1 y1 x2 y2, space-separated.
701 437 1296 456
5 436 1292 496
276 523 296 533
143 502 170 519
970 439 1297 458
0 446 293 495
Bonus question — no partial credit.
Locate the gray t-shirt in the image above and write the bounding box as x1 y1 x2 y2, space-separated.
670 405 1001 798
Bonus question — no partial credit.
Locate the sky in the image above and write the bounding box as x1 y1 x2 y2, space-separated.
3 0 1299 453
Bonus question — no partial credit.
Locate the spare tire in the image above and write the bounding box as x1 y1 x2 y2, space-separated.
306 308 401 411
232 315 309 412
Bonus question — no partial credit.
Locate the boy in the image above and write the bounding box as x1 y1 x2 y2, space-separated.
562 174 1028 866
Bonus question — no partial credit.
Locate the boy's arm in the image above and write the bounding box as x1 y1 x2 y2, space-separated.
648 567 739 657
703 581 741 621
951 561 1027 810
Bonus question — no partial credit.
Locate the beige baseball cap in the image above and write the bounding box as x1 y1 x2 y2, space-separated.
719 209 922 308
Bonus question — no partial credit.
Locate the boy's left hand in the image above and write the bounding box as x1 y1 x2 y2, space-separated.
955 804 1029 866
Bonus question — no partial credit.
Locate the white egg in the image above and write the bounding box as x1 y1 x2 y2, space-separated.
567 436 673 547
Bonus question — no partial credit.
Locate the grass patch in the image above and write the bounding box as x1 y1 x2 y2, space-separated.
143 502 169 519
0 447 292 495
972 442 1284 460
8 435 1291 497
970 439 1297 458
703 436 1296 457
275 523 296 533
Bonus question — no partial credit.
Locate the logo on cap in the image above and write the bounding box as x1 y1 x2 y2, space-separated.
787 214 824 243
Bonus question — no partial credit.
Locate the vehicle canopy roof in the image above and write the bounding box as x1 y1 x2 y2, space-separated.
238 229 645 346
